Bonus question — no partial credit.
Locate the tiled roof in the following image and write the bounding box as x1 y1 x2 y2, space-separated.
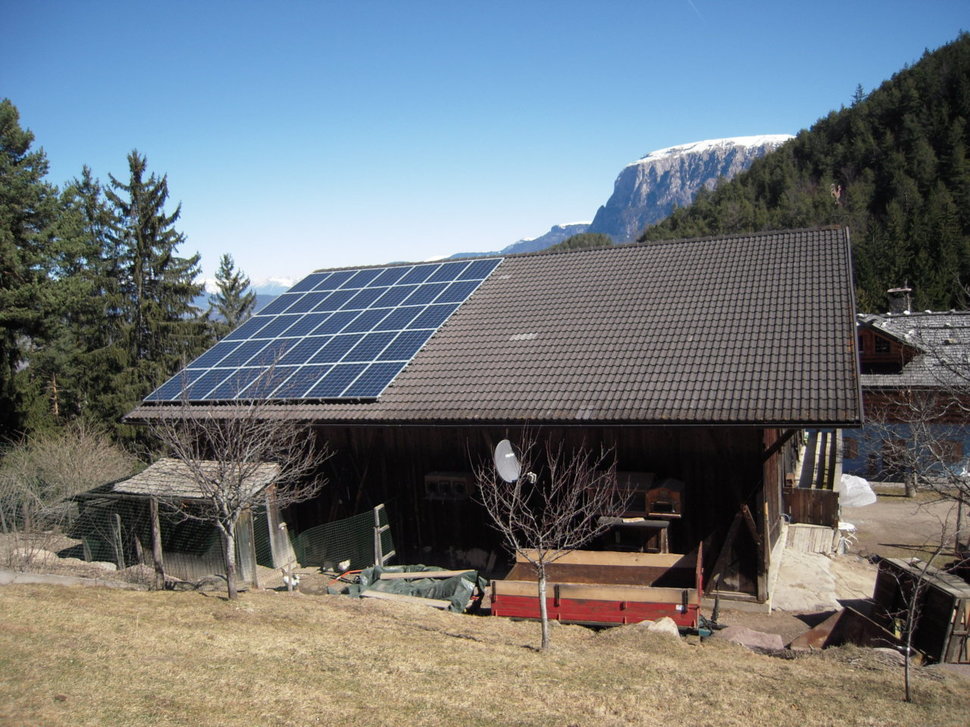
129 227 862 426
859 311 970 389
113 458 280 499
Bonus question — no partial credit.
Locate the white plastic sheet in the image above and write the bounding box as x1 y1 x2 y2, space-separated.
837 474 877 507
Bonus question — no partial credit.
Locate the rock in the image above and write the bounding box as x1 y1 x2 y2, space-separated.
645 616 681 637
717 625 785 652
588 136 792 242
91 561 118 571
12 547 57 563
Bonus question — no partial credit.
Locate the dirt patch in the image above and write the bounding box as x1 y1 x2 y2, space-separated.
842 488 962 561
715 488 965 648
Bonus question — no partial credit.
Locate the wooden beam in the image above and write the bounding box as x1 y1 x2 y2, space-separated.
762 428 799 463
492 579 698 605
360 590 452 609
378 570 474 580
741 504 762 546
708 512 742 591
516 549 695 568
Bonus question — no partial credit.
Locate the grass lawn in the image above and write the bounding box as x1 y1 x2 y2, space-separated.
0 584 967 726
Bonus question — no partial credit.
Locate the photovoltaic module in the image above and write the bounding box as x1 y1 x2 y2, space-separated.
145 257 502 403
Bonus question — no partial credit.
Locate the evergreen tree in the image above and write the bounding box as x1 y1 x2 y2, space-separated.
209 253 256 335
17 168 128 431
547 232 614 252
642 32 970 311
104 151 208 417
0 99 60 437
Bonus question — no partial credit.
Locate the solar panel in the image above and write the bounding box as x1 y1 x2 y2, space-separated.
144 257 502 403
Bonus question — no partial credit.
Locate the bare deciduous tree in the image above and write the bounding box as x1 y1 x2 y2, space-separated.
475 431 625 649
858 323 970 700
147 399 330 599
873 524 961 703
0 422 136 568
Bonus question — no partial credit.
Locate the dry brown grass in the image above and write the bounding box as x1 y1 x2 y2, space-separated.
0 584 967 727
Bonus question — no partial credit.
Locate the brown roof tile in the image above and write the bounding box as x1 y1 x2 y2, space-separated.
129 227 862 426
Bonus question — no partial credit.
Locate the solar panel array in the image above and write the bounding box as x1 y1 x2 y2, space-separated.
145 257 502 403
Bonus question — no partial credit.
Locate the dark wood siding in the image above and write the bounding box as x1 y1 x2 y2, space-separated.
293 424 782 600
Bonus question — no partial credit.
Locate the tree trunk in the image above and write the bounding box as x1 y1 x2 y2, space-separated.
149 497 165 590
221 523 239 600
537 564 550 650
903 643 912 702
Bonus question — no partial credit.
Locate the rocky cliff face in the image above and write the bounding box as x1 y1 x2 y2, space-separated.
587 135 793 242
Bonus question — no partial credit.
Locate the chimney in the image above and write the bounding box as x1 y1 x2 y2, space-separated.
887 285 912 314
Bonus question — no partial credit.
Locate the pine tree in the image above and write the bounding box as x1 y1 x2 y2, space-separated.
104 151 209 412
0 99 61 437
642 33 970 310
209 253 256 335
20 168 130 430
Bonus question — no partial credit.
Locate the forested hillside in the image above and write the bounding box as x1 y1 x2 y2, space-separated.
0 100 254 441
642 33 970 313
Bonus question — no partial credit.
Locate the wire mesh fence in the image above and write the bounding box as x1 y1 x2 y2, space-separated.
292 504 395 572
0 488 394 587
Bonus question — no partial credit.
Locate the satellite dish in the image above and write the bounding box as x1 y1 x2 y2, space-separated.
494 439 522 483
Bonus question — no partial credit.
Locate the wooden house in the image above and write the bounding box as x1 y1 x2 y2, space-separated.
845 310 970 480
127 227 862 604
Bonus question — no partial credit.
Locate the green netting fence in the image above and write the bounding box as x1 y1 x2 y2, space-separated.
0 490 394 586
291 504 395 572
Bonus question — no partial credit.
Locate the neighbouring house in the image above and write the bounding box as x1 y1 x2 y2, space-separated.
126 226 862 604
845 306 970 481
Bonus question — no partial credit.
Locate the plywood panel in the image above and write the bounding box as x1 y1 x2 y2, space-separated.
516 549 695 568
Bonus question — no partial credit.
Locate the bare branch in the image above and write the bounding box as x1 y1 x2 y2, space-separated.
145 373 331 598
474 428 627 648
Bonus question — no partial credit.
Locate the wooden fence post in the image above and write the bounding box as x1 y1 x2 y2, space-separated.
111 512 126 570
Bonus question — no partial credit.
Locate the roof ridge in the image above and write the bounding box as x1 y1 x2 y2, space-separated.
501 225 849 262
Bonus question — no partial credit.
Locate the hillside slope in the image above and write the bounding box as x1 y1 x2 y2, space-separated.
642 33 970 312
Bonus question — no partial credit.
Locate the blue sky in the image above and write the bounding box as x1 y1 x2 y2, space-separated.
2 1 967 288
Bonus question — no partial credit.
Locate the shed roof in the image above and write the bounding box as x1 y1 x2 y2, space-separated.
859 310 970 390
113 458 281 499
128 227 862 427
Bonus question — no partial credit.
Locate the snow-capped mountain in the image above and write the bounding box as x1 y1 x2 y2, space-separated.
587 135 793 242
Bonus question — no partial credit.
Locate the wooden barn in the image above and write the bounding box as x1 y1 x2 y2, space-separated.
127 226 863 605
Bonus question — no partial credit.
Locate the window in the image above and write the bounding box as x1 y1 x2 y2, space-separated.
874 336 891 354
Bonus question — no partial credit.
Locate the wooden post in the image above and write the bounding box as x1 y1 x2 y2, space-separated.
111 512 126 570
236 510 259 589
374 505 383 566
247 512 260 590
150 497 165 590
